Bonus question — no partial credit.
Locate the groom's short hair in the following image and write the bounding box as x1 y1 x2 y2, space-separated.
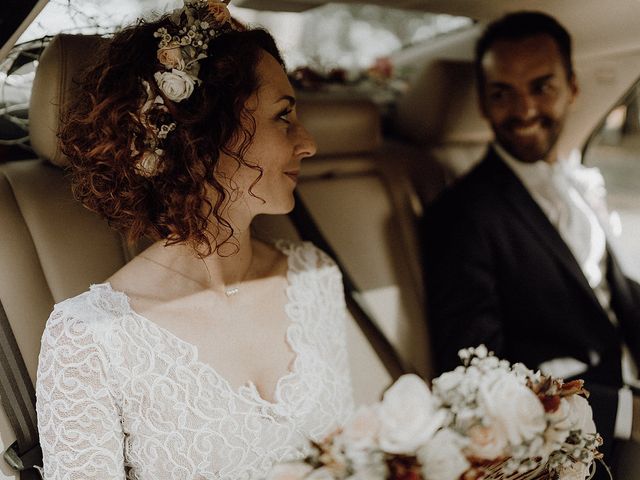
475 11 574 91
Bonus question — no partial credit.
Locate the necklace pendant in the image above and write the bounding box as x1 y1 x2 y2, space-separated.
225 287 239 297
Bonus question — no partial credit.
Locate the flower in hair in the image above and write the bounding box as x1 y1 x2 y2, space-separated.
207 0 232 23
154 69 196 102
135 149 164 177
157 45 185 70
131 81 176 176
153 0 233 99
130 0 234 176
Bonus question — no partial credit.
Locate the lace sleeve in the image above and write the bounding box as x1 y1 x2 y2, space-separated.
36 304 126 480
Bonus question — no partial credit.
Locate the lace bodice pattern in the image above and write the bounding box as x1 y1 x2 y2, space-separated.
36 242 354 480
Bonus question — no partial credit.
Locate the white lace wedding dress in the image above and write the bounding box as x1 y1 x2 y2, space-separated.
36 242 354 480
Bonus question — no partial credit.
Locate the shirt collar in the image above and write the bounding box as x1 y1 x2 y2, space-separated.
492 141 559 192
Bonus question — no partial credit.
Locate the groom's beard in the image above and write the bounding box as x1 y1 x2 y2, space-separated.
492 113 565 164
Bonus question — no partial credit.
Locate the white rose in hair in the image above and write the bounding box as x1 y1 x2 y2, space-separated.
465 423 508 460
154 69 195 102
417 429 470 480
378 374 446 454
265 462 312 480
478 372 546 446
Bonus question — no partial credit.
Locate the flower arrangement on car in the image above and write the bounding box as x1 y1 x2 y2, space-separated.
267 345 606 480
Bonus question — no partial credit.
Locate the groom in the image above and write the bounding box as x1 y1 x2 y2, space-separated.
422 11 640 464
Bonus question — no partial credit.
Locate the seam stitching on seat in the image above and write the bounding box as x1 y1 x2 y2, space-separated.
0 166 55 305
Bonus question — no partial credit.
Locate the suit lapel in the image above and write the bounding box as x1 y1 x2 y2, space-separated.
483 150 606 312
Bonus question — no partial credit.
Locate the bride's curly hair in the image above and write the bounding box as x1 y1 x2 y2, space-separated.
59 18 284 257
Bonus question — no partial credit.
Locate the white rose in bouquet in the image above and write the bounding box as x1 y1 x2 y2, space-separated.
378 374 447 454
565 394 596 434
342 405 380 451
417 429 470 480
543 398 573 456
340 406 381 469
478 371 546 446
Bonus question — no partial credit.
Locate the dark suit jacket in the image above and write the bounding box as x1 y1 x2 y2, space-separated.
422 147 640 456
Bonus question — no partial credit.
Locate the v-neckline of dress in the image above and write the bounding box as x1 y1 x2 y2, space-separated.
95 241 303 411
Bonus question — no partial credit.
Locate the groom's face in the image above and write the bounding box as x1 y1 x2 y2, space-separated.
479 34 578 164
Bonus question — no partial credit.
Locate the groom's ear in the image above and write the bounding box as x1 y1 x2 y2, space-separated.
568 73 579 104
477 83 491 121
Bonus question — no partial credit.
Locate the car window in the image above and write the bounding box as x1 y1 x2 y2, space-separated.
2 0 184 161
234 4 472 71
17 0 182 43
0 1 471 162
583 80 640 281
0 39 42 161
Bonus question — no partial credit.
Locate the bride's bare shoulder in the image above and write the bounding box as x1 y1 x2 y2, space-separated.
106 244 171 303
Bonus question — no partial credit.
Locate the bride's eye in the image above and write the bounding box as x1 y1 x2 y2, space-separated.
277 108 292 124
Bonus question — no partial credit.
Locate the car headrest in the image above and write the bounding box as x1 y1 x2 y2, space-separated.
394 59 491 145
297 97 381 157
30 34 106 167
29 34 381 166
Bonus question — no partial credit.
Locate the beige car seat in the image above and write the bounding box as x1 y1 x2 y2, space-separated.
291 97 433 380
0 33 432 478
394 59 491 189
0 34 132 479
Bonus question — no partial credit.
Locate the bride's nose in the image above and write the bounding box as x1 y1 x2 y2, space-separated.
294 123 317 160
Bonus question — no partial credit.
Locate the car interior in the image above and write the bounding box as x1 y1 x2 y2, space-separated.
1 0 640 478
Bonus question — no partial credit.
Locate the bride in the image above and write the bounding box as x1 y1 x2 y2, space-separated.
35 2 354 478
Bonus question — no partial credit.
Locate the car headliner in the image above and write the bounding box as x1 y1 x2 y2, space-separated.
3 0 640 65
235 0 640 60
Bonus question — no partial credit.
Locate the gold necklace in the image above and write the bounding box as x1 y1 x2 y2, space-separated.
139 254 243 297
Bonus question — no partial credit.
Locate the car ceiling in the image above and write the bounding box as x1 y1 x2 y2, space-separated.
237 0 640 58
3 0 640 68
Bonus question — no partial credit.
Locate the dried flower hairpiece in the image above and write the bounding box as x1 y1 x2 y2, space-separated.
131 0 235 177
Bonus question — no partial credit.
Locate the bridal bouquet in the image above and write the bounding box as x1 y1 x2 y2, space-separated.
267 346 603 480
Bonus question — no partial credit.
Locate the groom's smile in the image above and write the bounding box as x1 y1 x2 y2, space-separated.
478 34 578 164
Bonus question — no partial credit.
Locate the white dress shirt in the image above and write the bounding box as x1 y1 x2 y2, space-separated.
494 143 635 439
